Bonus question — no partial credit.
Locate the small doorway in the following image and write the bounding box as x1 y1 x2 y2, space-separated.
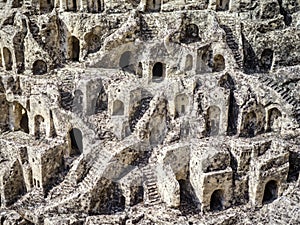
69 36 80 61
152 62 165 82
263 180 278 204
69 128 83 155
210 189 224 211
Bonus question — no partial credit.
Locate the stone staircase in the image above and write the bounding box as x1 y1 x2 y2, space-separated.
141 164 162 205
220 23 244 70
140 15 159 40
129 97 152 132
45 148 113 207
12 188 44 213
58 73 75 111
47 155 85 200
134 94 164 139
258 75 300 124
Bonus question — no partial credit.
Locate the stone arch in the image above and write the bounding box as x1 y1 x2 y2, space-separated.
216 0 230 11
206 106 221 136
32 60 47 75
69 128 83 155
146 0 161 12
95 88 108 113
152 62 165 81
119 51 132 69
263 180 278 204
34 115 46 139
185 54 193 71
241 111 257 137
210 189 224 211
69 36 80 61
213 54 225 72
260 49 273 72
3 47 13 71
267 108 282 132
112 100 124 116
175 93 189 117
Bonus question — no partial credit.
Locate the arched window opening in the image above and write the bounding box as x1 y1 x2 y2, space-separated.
146 0 161 12
152 62 165 82
260 49 273 72
20 110 29 133
216 0 229 11
69 128 83 155
32 60 47 75
185 54 193 71
210 189 224 211
69 36 80 61
3 47 12 71
137 62 143 78
112 100 124 116
175 94 189 117
72 89 84 113
263 180 278 204
206 106 221 136
213 54 225 72
267 108 282 132
241 111 257 137
34 115 45 139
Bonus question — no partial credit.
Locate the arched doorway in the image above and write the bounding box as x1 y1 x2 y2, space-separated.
263 180 278 204
72 89 84 113
213 54 225 72
210 189 224 211
260 49 273 72
20 110 29 133
112 100 124 116
69 128 83 155
3 47 12 71
34 115 46 139
152 62 165 81
175 94 189 117
32 60 47 75
206 106 221 136
241 111 257 137
69 36 80 61
267 108 281 132
146 0 161 12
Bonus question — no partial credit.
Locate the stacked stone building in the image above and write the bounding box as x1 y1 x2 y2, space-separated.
0 0 299 224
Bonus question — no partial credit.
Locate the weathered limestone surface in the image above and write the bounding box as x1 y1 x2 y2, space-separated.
0 0 299 224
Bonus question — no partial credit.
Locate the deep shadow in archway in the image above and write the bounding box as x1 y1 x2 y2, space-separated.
263 180 278 204
210 189 224 211
69 128 83 155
